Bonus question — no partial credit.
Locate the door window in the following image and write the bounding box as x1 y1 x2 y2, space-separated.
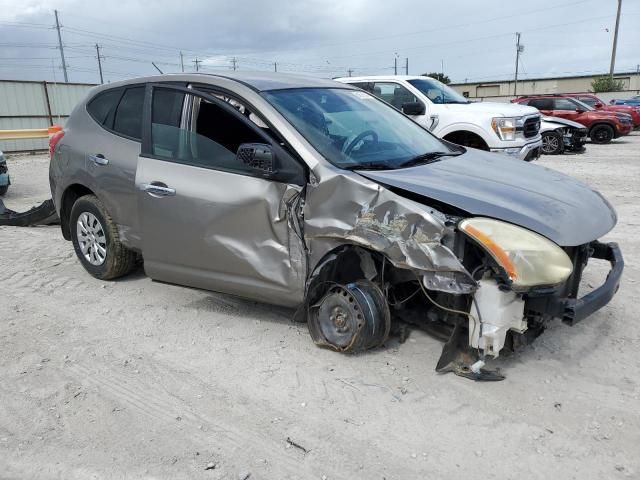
148 87 303 183
527 98 553 110
113 86 145 139
552 98 579 111
578 96 597 107
371 82 418 110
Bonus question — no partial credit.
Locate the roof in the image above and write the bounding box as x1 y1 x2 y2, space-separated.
92 71 352 93
450 71 639 86
335 75 426 82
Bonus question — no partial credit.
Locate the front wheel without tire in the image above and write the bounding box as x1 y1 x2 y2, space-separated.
70 195 136 280
541 131 564 155
590 124 614 144
307 280 390 353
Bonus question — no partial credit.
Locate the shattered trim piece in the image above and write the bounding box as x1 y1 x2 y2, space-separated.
0 198 59 227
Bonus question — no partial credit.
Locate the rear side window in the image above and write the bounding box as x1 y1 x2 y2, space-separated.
528 98 553 110
113 86 145 140
87 88 123 125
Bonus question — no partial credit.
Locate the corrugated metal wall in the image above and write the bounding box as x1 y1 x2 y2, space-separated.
0 80 96 152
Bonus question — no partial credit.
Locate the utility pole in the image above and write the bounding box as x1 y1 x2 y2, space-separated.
394 57 397 75
347 68 354 77
95 44 104 84
514 32 523 96
405 58 409 75
231 57 237 71
274 62 277 72
193 57 201 72
180 52 184 72
54 10 68 82
609 0 622 77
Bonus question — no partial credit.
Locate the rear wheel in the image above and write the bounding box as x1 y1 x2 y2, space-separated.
590 124 614 144
70 195 136 280
541 131 564 155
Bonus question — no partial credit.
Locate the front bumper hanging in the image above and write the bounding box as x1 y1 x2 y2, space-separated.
528 241 624 326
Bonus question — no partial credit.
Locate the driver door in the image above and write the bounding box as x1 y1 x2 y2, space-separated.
135 84 307 306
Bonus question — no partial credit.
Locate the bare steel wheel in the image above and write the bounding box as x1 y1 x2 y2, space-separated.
308 280 390 353
70 195 136 280
76 211 107 265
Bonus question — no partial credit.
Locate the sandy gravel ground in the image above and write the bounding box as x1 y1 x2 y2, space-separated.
1 134 639 480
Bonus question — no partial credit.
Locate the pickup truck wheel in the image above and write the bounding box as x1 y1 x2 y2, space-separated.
0 185 7 196
541 131 564 155
590 124 614 144
308 280 390 353
70 195 136 280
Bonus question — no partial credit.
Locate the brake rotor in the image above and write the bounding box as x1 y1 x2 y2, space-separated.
309 280 390 353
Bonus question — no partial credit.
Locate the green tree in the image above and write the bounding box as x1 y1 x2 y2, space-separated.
422 72 451 84
591 76 625 93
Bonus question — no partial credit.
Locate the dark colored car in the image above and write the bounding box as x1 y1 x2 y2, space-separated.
513 95 633 144
0 150 9 196
564 93 640 128
611 95 640 107
49 73 624 379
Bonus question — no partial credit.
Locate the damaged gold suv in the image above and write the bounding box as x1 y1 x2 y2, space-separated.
49 73 623 379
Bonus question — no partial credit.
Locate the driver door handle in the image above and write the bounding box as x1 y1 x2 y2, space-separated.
140 182 176 197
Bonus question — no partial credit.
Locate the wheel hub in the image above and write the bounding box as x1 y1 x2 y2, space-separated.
309 280 391 353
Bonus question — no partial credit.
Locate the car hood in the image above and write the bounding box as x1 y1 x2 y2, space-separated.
357 150 616 247
542 116 586 129
444 101 539 117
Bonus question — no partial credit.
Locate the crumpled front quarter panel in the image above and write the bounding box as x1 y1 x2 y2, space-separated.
304 169 475 291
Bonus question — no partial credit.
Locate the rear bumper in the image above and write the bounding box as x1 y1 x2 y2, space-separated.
526 241 623 325
491 138 542 162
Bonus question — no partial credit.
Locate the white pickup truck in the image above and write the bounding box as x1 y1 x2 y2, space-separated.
336 75 542 161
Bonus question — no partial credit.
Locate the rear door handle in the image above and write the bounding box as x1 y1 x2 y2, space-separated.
89 153 109 166
140 182 176 197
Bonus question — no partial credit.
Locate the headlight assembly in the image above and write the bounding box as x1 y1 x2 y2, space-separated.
491 117 518 141
459 217 573 290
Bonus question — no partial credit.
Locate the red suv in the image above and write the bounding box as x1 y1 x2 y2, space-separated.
564 93 640 128
512 95 633 144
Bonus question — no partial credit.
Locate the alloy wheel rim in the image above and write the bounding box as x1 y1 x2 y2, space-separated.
542 135 559 153
77 212 107 266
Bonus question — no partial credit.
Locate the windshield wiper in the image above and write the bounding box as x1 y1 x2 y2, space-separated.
344 162 396 171
397 151 462 168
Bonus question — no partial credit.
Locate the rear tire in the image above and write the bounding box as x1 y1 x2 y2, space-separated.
541 131 564 155
590 124 614 144
70 195 136 280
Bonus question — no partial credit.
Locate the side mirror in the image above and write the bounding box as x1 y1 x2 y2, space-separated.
594 102 604 109
576 108 586 114
237 143 276 176
402 101 426 116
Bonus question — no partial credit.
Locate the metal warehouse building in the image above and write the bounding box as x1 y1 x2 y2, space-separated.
450 71 640 101
0 80 95 152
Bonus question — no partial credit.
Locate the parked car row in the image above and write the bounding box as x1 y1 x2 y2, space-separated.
512 94 634 145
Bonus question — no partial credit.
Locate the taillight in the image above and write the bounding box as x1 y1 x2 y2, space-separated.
48 125 64 158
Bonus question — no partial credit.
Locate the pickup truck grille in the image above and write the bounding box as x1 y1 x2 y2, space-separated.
523 116 541 138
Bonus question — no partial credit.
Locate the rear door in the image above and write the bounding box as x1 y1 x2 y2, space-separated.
527 98 553 115
135 84 307 306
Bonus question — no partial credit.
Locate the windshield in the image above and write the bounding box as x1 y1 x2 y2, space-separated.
407 78 469 104
263 88 456 170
